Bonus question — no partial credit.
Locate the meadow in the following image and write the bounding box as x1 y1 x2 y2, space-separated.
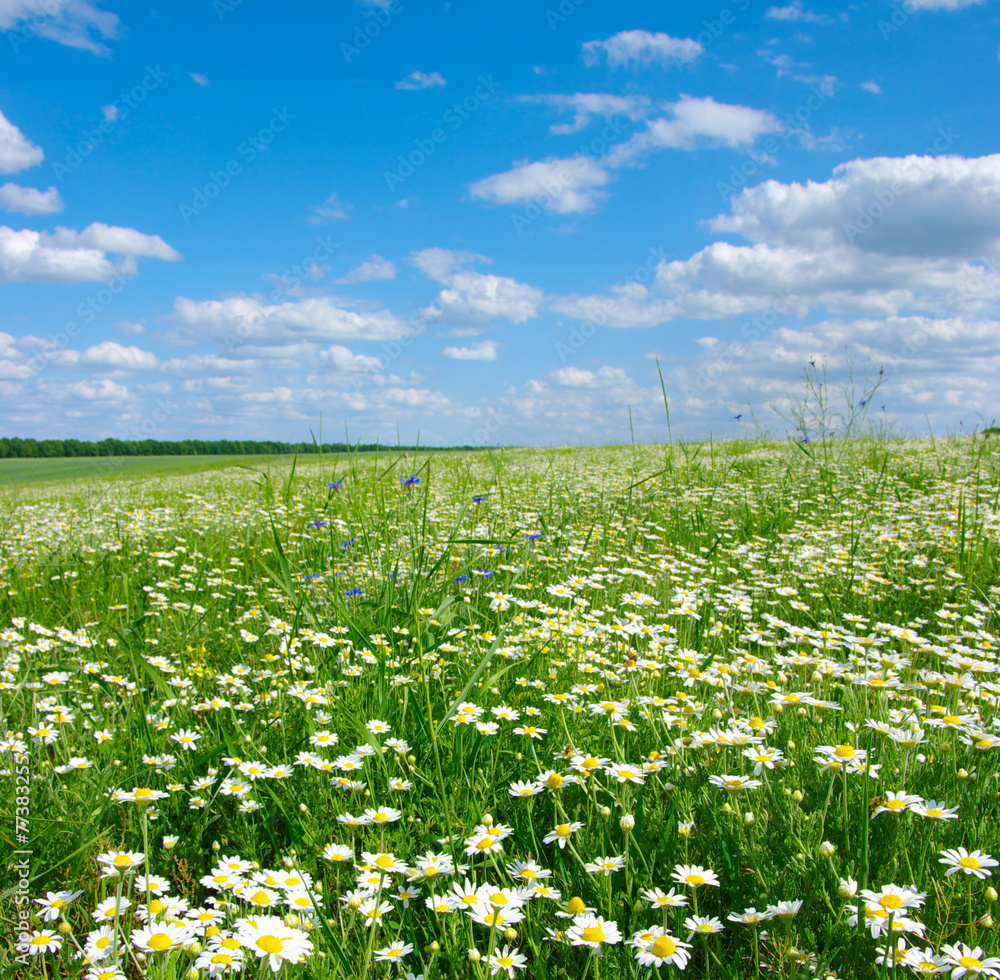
2 435 999 979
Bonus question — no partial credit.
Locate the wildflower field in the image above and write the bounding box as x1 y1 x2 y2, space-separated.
3 437 1000 980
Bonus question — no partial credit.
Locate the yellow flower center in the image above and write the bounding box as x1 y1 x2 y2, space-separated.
652 936 677 958
95 937 111 949
567 897 586 914
212 954 234 966
879 895 904 910
834 745 856 758
149 899 165 914
960 956 982 970
373 812 389 823
546 773 564 789
582 926 606 944
685 874 705 886
256 935 284 954
250 891 271 905
375 856 394 869
959 856 982 869
556 824 572 837
148 933 173 951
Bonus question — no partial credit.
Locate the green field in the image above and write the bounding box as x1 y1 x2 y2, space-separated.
2 437 999 979
0 451 430 487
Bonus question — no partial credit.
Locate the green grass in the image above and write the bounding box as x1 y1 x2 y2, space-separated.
0 450 436 487
1 436 999 980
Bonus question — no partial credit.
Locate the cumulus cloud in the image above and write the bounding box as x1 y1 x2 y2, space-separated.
168 295 410 345
470 96 779 215
765 2 839 24
606 96 782 166
0 222 181 283
469 156 611 214
308 192 351 223
189 72 210 86
336 254 397 284
316 344 385 371
412 248 544 325
0 0 122 55
80 341 158 370
442 340 500 361
0 110 44 174
518 93 651 134
904 0 983 9
582 30 703 70
0 182 62 215
553 153 1000 328
395 70 446 90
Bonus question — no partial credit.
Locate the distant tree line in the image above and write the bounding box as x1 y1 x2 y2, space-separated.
0 437 470 459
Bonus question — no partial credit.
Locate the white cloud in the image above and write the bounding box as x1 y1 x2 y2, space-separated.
189 72 210 86
80 341 158 370
168 295 410 345
765 2 837 24
551 365 628 387
860 81 882 95
101 104 117 122
394 70 446 90
0 222 180 283
0 0 121 55
0 110 44 174
116 320 146 336
412 248 544 325
308 192 351 223
582 30 703 70
336 254 397 284
605 96 782 166
65 378 128 400
518 93 651 134
904 0 983 9
553 153 1000 328
443 340 500 361
0 182 62 215
316 344 384 371
708 153 1000 259
469 156 611 214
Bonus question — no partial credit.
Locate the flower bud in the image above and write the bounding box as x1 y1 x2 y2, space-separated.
721 802 733 813
979 914 994 928
620 813 635 831
283 913 300 928
57 922 73 935
211 841 220 852
987 887 998 902
600 806 611 817
958 768 969 780
792 790 803 803
744 811 755 826
407 755 416 766
189 942 204 955
819 841 836 857
711 709 723 720
481 813 494 827
426 941 440 953
504 928 518 940
468 948 481 962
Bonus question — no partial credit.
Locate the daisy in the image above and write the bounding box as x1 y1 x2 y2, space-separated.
83 926 119 960
17 930 62 955
467 903 526 930
859 884 927 914
940 848 1000 879
874 792 924 817
912 800 960 821
672 864 721 889
131 921 195 953
902 945 952 976
195 946 246 975
358 897 393 927
633 927 692 969
364 805 402 825
34 889 83 922
708 774 764 792
585 855 626 876
373 942 413 963
92 896 132 921
322 843 353 863
542 822 583 849
642 887 688 909
235 915 314 972
940 943 1000 978
487 944 528 977
685 915 725 935
566 914 622 950
605 762 645 784
728 907 773 925
96 849 145 876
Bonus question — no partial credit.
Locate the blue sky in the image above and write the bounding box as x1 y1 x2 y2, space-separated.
1 0 999 446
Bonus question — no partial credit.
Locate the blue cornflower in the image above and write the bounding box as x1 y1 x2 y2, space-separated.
454 575 468 583
344 588 363 597
525 533 542 540
472 495 487 503
312 519 327 529
401 474 420 487
328 479 344 491
340 537 355 549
